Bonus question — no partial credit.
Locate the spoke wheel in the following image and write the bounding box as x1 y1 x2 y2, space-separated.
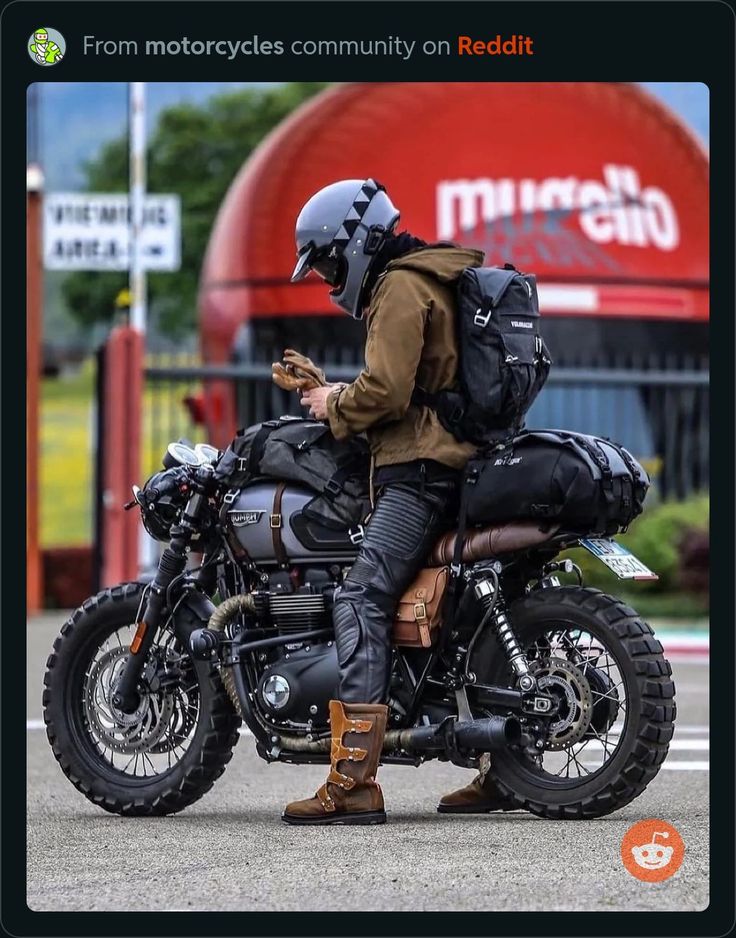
480 586 676 819
43 583 241 816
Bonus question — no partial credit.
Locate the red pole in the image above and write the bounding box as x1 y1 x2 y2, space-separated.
100 325 142 586
27 166 44 612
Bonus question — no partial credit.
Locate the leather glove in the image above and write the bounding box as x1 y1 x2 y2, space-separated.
271 362 318 391
272 348 327 391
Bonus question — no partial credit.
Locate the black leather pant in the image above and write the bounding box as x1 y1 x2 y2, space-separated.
333 481 457 704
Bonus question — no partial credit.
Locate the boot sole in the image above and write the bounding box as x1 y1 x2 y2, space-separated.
281 810 387 826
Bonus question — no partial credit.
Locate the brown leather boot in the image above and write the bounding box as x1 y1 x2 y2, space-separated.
437 756 517 814
282 700 388 825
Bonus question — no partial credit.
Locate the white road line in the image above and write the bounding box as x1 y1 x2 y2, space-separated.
611 723 709 735
585 759 709 772
655 760 709 771
27 718 254 733
27 721 708 742
586 738 709 752
24 722 710 771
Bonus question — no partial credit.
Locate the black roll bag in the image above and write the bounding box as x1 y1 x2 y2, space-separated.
214 416 371 529
465 429 650 536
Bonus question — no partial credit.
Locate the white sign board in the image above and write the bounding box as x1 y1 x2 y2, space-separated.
43 193 181 271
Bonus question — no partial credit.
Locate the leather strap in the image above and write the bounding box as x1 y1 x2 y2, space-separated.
271 482 288 568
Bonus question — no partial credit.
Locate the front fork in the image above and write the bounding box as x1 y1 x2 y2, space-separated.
111 465 213 713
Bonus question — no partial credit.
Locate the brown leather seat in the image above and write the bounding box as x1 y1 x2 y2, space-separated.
430 521 559 566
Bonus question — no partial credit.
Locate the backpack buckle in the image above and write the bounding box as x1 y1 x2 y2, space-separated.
323 478 343 500
473 307 492 328
348 525 365 545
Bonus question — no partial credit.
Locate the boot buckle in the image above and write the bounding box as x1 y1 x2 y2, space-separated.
317 783 337 812
348 718 372 733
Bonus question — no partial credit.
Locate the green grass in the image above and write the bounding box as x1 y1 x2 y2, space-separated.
40 356 206 547
40 363 95 546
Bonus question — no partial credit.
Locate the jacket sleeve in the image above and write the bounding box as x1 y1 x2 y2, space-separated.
326 271 430 440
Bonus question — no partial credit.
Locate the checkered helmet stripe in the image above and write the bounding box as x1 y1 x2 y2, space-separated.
330 180 381 251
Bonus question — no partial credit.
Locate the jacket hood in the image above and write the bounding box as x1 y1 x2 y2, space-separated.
385 246 484 283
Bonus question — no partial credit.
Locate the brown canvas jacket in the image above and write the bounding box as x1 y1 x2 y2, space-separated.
326 246 483 469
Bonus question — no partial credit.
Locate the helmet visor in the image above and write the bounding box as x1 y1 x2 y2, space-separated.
291 242 347 290
310 249 347 290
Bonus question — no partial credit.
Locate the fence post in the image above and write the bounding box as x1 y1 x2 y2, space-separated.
26 165 44 613
100 325 143 586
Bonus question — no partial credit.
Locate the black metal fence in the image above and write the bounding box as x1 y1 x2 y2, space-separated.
144 355 709 500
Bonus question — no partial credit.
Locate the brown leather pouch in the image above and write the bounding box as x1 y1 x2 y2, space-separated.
392 566 449 648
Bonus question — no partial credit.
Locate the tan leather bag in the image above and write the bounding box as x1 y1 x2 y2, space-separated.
392 566 449 648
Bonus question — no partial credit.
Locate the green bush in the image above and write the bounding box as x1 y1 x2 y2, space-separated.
561 493 709 609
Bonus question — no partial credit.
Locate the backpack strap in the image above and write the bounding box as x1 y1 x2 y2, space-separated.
248 420 281 476
469 266 520 315
320 458 363 502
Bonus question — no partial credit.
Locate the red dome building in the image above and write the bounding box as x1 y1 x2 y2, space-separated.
198 82 708 493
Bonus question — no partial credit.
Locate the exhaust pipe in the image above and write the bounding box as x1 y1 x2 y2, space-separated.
455 715 522 750
279 714 521 755
385 714 521 753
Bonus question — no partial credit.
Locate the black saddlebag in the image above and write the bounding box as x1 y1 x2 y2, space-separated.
465 429 650 536
215 417 371 529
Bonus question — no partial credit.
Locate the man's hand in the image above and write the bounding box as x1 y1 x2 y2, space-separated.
300 384 341 421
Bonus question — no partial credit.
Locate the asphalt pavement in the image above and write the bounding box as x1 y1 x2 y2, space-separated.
26 612 709 913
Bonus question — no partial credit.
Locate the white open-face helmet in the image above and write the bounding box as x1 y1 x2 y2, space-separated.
290 179 400 319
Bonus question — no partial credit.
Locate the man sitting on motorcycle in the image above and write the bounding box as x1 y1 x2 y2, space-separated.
283 178 515 824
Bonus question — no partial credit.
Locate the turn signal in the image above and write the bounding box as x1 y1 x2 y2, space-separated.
130 621 148 654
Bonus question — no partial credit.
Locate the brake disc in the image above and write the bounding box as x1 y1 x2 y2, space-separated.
529 657 593 750
84 646 175 754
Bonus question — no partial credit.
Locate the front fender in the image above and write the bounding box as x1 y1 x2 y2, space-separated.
171 587 216 646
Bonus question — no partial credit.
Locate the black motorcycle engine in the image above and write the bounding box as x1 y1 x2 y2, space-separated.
258 643 338 726
266 568 335 633
256 568 339 726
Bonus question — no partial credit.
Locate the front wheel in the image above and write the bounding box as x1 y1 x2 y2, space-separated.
43 582 241 816
484 587 676 819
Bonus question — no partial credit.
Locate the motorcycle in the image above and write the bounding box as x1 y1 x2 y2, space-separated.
43 436 675 819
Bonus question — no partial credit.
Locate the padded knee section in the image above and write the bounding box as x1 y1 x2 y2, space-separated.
333 582 394 704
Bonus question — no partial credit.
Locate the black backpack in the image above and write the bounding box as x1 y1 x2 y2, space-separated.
414 264 551 445
464 429 650 536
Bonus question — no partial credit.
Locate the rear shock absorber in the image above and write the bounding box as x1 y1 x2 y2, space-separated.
474 578 536 693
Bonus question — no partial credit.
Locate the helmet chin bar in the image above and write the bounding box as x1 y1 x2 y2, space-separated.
330 218 399 319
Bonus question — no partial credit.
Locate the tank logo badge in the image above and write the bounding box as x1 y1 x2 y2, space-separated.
228 510 266 527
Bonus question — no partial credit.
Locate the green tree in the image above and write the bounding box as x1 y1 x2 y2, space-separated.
63 82 329 337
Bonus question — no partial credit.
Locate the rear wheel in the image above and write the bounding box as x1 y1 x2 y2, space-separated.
484 586 676 819
43 582 241 816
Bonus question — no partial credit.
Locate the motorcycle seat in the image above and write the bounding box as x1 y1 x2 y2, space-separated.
430 521 560 566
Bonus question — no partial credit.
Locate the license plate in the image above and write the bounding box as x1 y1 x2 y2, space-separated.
580 538 659 580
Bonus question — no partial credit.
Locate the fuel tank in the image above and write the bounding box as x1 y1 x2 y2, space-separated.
226 481 361 565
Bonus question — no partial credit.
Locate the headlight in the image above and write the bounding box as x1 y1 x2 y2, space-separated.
139 469 186 541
